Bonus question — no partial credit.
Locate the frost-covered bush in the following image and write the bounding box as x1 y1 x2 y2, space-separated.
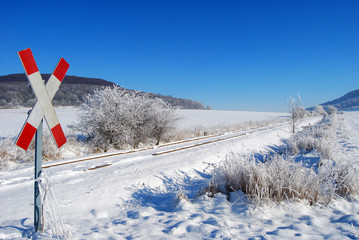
40 132 61 160
318 157 359 200
334 160 359 197
210 153 321 205
326 105 338 115
1 140 33 170
206 111 359 205
286 115 339 159
150 100 180 145
74 85 179 151
209 152 359 205
314 105 327 116
0 133 84 171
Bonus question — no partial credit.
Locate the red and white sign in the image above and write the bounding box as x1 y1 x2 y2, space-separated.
16 48 70 151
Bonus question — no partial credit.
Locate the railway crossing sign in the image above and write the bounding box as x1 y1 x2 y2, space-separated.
15 48 70 232
16 48 69 151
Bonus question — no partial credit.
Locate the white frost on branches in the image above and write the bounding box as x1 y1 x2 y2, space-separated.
288 94 306 134
74 85 179 151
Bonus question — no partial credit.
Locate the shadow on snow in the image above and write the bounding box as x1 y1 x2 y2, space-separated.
0 218 34 239
129 170 211 212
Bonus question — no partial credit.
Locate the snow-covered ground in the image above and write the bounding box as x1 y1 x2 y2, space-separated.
0 107 288 138
174 109 288 128
0 109 358 239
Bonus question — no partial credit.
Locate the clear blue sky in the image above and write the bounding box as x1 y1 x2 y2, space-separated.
1 0 358 112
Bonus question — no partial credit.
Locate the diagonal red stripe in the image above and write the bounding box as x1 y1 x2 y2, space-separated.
18 48 39 76
51 123 66 148
53 58 70 82
16 122 37 151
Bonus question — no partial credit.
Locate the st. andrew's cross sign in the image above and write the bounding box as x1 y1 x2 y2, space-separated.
16 48 69 232
16 48 69 150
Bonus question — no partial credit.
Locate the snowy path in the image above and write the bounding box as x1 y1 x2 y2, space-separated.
1 113 359 239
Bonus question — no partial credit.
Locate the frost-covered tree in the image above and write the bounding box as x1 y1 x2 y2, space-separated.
288 94 305 134
149 98 180 145
127 95 155 148
75 85 179 150
74 86 130 150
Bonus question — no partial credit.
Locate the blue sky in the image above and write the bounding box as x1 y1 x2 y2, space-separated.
1 0 358 112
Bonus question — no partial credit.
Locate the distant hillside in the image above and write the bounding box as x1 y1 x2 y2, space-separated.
317 89 359 111
0 74 206 109
0 73 115 86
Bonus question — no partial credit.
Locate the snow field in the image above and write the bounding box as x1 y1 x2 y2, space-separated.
0 110 359 239
0 108 289 139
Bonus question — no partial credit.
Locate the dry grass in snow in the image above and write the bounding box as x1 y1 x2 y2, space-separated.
207 114 359 205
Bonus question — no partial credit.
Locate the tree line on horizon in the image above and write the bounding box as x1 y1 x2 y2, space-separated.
0 74 206 110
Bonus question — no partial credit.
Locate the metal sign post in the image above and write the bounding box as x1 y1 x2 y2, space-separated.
34 120 43 232
15 48 69 232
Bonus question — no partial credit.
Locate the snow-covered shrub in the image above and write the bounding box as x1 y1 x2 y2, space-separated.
0 139 13 171
286 115 339 159
126 94 179 147
41 132 61 160
325 159 359 197
0 138 31 170
206 111 359 205
210 153 321 205
314 105 327 116
150 99 180 145
74 85 179 151
326 105 338 115
73 86 132 150
0 133 84 171
209 151 359 205
315 157 359 201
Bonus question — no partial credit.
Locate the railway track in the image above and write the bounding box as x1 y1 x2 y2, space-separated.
0 117 320 187
42 121 291 170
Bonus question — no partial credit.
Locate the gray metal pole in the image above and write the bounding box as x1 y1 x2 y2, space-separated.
34 119 43 232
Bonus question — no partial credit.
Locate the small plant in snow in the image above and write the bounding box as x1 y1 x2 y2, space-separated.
288 94 305 134
174 188 190 206
37 171 73 239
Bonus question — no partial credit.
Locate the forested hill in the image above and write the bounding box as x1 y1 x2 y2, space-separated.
0 74 206 109
1 73 114 86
